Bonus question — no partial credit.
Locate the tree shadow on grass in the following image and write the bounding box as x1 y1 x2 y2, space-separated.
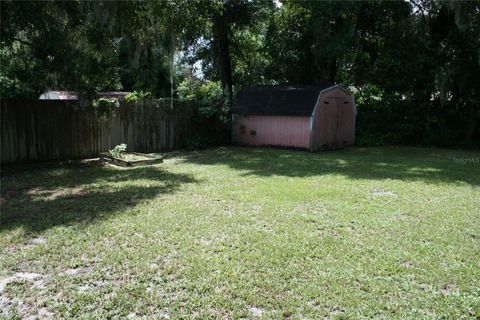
0 161 198 233
180 146 480 186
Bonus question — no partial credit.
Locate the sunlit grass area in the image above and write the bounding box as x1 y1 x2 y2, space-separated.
1 147 479 319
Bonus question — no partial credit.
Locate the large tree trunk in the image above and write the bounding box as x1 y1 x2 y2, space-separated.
213 13 233 106
315 57 338 84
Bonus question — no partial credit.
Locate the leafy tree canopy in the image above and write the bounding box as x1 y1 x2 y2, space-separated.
1 0 479 146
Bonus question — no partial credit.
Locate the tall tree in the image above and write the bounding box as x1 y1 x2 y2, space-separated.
181 0 256 104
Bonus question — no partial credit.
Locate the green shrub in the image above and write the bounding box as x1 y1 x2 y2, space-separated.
178 78 230 148
108 143 127 159
125 91 151 102
355 87 480 148
95 98 119 118
177 78 223 106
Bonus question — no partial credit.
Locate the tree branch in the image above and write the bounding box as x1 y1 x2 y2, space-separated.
13 37 35 47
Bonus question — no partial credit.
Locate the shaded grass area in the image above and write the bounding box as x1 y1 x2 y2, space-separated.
183 146 480 185
1 147 479 319
1 163 196 232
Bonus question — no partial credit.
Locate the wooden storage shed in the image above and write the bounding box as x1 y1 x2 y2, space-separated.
231 84 356 151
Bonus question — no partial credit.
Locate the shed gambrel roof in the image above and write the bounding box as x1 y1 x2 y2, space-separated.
231 84 336 116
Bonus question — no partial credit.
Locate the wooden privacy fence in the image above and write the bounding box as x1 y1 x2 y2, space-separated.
1 100 195 164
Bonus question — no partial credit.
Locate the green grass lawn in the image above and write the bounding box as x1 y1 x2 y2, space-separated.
1 147 479 319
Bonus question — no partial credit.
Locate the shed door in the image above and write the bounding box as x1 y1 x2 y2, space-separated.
335 98 355 147
315 97 338 149
312 96 355 150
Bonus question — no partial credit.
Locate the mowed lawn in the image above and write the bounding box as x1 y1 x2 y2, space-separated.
1 147 479 319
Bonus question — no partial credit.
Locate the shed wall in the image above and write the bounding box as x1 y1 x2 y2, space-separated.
232 115 310 149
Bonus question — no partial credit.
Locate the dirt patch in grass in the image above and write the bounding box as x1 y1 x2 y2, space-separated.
27 237 47 246
26 186 86 201
0 273 44 293
59 267 93 276
370 189 397 197
248 306 264 317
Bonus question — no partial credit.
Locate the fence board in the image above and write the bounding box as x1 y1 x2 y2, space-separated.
1 100 194 164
